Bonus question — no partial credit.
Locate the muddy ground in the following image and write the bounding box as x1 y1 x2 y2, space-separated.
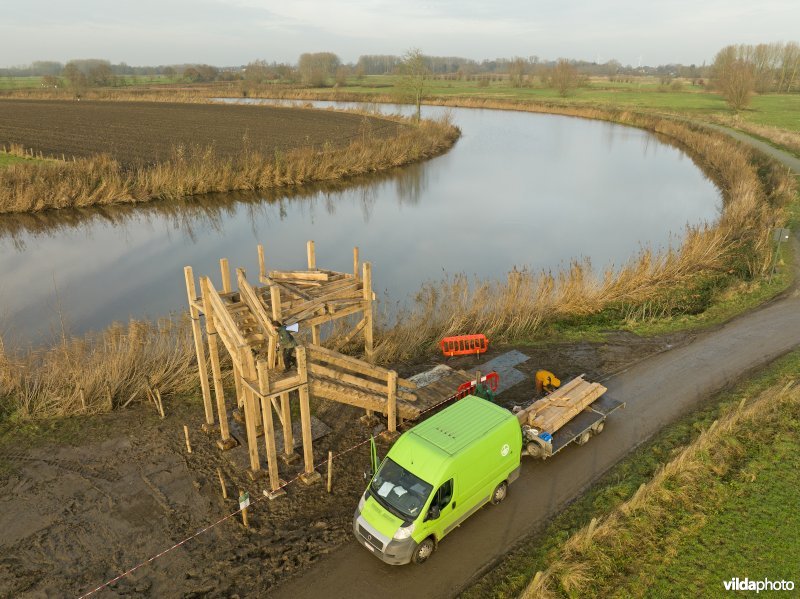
0 331 686 598
0 100 400 167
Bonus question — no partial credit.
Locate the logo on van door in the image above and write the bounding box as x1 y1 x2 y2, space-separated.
501 444 510 456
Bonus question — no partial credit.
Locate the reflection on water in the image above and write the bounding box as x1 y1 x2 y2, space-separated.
0 104 721 345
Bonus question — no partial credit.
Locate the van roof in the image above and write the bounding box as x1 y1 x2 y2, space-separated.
409 395 512 456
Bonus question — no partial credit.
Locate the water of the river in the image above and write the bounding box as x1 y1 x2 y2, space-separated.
0 102 721 345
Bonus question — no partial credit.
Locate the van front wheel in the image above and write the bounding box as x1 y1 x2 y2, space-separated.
490 481 508 505
412 537 436 565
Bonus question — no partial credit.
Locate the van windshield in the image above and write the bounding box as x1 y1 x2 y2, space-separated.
370 458 433 520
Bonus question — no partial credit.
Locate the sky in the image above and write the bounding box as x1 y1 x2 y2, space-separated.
2 0 799 68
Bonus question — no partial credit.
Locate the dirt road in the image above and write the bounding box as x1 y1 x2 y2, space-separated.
270 132 800 599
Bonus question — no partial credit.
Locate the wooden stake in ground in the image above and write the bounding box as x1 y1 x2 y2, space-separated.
327 450 333 493
239 489 249 528
217 467 228 499
183 425 192 454
79 388 86 411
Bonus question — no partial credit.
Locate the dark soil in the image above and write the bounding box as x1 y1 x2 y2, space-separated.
0 332 684 598
0 100 400 167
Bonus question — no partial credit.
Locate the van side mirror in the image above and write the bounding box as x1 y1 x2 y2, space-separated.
426 505 440 521
363 467 374 481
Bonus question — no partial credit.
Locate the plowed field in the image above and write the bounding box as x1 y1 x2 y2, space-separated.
0 100 400 167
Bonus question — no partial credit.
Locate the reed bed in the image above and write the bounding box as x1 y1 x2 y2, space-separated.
0 318 198 418
520 379 800 598
0 113 460 214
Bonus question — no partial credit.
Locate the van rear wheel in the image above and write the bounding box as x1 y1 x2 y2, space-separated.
490 481 508 505
412 537 435 565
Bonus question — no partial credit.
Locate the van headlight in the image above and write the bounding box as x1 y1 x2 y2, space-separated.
358 494 366 511
393 523 415 540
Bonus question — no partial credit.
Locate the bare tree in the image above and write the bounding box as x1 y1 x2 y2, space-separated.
298 52 341 87
550 59 578 97
713 46 755 111
398 48 430 119
508 57 527 88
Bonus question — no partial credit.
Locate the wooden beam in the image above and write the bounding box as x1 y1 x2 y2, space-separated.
239 347 261 473
280 392 293 457
184 266 214 426
363 262 374 362
270 270 330 282
270 282 283 324
269 278 315 302
337 316 367 347
201 277 231 443
306 343 417 389
258 244 266 280
220 258 231 294
237 268 277 337
307 362 416 402
353 246 359 280
307 240 316 270
258 360 280 491
296 347 315 477
305 303 364 327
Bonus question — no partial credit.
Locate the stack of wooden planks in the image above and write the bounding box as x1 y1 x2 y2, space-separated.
521 375 607 433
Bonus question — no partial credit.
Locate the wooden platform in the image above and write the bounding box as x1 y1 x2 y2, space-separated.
408 365 474 416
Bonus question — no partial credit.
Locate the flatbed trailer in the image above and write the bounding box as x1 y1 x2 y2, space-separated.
514 375 625 459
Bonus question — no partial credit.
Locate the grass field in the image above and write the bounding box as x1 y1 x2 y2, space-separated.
464 349 800 598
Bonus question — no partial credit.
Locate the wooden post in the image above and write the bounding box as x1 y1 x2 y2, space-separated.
258 360 282 494
79 388 86 411
216 467 228 499
257 244 266 281
200 277 232 446
327 451 333 493
307 240 316 270
280 392 294 459
239 347 261 475
183 425 192 454
297 346 321 484
363 262 374 363
105 385 113 411
239 489 249 528
270 284 282 323
184 266 214 425
387 371 398 434
353 246 359 280
220 258 231 294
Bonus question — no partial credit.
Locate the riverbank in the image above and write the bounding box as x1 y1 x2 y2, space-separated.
0 100 460 214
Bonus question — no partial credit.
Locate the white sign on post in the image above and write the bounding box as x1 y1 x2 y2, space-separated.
239 491 250 510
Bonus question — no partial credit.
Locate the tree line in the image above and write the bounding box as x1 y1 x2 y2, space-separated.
713 42 800 109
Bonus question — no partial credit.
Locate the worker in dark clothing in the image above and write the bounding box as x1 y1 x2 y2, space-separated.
277 323 298 371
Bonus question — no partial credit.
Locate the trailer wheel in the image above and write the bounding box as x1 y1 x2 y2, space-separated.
526 442 544 458
576 431 591 446
490 481 508 505
592 421 605 434
412 537 436 565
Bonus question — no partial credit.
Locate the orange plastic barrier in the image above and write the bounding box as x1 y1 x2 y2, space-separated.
439 334 489 357
455 371 499 399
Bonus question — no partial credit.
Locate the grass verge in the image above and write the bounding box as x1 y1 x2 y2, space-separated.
462 348 800 598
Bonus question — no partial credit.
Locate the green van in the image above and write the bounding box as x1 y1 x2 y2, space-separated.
353 395 522 565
